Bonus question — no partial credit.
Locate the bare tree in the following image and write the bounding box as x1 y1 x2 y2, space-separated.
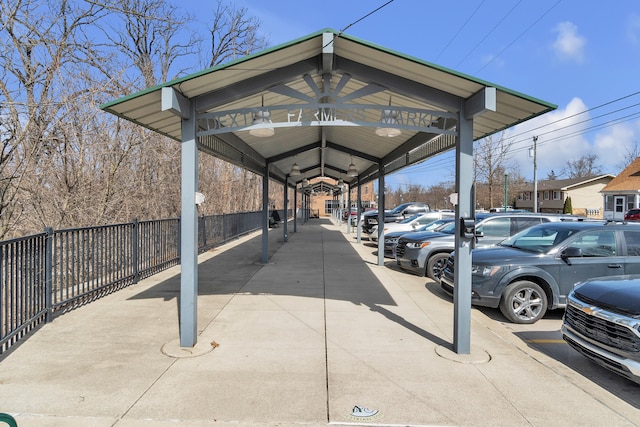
617 141 640 172
561 154 603 178
0 0 107 237
473 133 515 208
0 0 271 238
205 0 267 67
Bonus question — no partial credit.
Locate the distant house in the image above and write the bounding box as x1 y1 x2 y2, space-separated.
601 157 640 220
515 175 614 218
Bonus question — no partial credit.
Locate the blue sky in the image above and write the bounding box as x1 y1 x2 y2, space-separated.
184 0 640 189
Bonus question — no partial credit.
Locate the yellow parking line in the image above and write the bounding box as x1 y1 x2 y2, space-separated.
527 339 565 344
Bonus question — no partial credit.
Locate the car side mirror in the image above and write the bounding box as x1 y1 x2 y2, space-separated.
561 247 582 262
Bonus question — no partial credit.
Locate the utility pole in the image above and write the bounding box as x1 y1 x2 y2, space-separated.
530 136 538 213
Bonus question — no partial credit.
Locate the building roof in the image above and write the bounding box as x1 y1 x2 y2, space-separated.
601 157 640 192
100 29 556 188
522 175 615 192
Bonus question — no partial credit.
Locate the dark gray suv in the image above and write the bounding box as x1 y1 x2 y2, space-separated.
395 213 575 281
440 221 640 324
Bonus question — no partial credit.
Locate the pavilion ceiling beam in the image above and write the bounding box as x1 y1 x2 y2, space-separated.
324 141 380 163
266 142 322 163
335 57 462 112
194 60 317 112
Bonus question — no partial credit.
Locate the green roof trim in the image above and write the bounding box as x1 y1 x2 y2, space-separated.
101 28 556 112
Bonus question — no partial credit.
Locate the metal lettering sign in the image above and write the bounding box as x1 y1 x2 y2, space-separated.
196 103 457 137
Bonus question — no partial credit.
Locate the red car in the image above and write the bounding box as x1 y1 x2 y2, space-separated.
625 208 640 221
343 208 358 221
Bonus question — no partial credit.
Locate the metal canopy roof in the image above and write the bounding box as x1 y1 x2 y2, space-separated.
101 28 556 188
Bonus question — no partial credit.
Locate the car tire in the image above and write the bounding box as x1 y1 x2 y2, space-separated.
426 253 450 282
499 280 548 324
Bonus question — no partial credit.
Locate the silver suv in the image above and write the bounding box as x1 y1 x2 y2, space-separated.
395 213 580 281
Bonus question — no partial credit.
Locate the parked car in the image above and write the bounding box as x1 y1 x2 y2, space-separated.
362 202 430 235
624 208 640 221
384 218 455 258
369 211 454 241
561 274 640 385
440 221 640 324
352 207 376 227
395 213 573 281
343 208 358 222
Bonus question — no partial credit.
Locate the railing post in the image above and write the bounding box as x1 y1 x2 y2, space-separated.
223 213 227 242
201 214 207 249
177 217 181 260
44 227 53 323
132 218 139 284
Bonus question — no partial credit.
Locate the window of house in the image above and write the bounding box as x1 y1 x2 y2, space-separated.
544 191 549 200
605 195 613 211
628 198 635 211
518 193 522 200
553 191 561 200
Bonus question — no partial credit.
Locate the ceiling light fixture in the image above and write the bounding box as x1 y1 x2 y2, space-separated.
347 156 357 177
290 163 301 176
249 95 275 137
375 97 401 137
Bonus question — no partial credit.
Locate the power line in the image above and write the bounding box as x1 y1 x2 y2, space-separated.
455 0 523 68
476 0 562 73
324 0 396 48
434 0 486 62
508 90 640 141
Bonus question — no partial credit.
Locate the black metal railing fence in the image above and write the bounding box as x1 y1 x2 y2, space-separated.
0 210 270 354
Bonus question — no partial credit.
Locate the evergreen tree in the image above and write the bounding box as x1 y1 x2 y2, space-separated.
563 197 573 214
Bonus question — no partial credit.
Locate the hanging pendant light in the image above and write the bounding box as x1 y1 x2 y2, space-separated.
347 156 357 177
249 95 275 137
375 96 401 137
290 163 301 176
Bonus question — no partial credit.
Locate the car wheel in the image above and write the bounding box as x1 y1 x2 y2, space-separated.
499 280 548 324
426 253 450 281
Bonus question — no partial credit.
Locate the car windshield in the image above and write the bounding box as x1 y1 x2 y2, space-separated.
417 218 453 232
390 203 411 214
400 214 422 224
498 224 579 253
437 221 456 234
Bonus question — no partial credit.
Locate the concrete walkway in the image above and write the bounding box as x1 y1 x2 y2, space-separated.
0 218 639 426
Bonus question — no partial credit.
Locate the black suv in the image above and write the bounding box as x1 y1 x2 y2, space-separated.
362 202 429 235
562 274 640 384
440 221 640 323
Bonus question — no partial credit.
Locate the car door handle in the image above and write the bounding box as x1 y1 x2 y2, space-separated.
607 264 622 268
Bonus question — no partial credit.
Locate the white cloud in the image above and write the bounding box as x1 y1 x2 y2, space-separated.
552 22 586 63
506 98 640 179
507 97 591 178
592 120 640 174
627 13 640 45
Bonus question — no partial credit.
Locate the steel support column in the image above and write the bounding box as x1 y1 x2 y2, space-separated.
453 101 474 354
357 181 362 243
283 179 289 242
377 166 385 266
262 165 270 264
180 100 198 348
